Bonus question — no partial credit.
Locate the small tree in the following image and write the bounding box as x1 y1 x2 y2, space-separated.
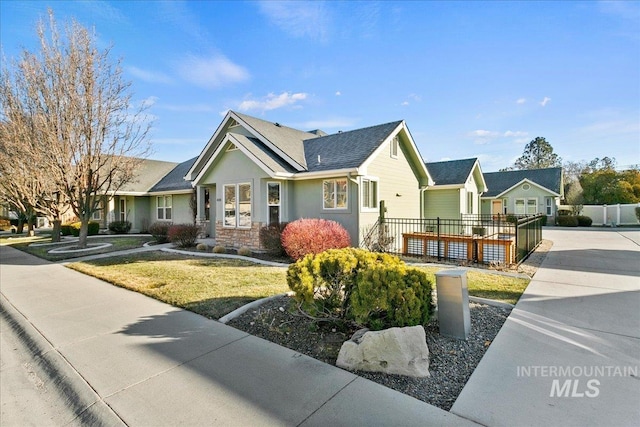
0 10 152 248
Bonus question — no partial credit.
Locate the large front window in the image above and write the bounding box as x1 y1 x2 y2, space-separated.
527 198 538 215
515 199 525 215
224 183 251 228
157 196 172 220
515 198 538 215
267 182 281 225
323 178 348 209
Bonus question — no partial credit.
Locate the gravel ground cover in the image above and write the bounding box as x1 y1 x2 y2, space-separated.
227 239 551 411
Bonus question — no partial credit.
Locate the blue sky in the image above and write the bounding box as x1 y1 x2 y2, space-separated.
2 0 639 171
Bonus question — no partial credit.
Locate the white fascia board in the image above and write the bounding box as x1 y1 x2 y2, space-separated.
426 184 464 190
185 111 233 181
148 189 193 196
109 191 148 196
291 168 360 180
494 178 561 199
231 111 306 172
472 159 488 192
192 134 277 186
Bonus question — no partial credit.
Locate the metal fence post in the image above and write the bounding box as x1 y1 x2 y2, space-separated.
437 216 441 261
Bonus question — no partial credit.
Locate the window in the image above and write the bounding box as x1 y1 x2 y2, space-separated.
515 199 525 215
522 183 531 191
92 200 102 220
267 182 280 225
503 198 508 214
545 197 552 216
527 198 538 214
119 199 126 222
224 183 251 228
361 179 378 209
390 136 399 158
323 179 348 209
467 192 474 214
157 195 172 220
516 198 537 215
204 188 210 221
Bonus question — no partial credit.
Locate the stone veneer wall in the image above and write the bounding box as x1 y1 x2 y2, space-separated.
215 221 263 249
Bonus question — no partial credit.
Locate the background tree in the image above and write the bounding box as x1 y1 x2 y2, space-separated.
580 167 640 204
1 11 151 247
513 137 562 170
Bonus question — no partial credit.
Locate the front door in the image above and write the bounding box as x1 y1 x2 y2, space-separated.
492 200 502 215
119 198 126 221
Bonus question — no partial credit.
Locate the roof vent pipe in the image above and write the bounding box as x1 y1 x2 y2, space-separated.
275 122 281 127
317 155 321 164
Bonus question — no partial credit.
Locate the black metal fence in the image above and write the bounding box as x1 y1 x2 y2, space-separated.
362 213 544 265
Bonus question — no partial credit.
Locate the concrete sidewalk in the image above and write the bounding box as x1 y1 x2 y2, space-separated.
452 228 640 426
0 245 475 426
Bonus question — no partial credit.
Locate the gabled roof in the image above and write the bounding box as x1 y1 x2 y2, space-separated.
149 157 198 193
188 111 431 186
117 158 179 194
482 167 563 198
426 158 478 186
303 121 403 172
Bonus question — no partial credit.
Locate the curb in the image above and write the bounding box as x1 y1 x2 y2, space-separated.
161 247 290 267
0 294 125 426
219 292 295 324
468 296 515 309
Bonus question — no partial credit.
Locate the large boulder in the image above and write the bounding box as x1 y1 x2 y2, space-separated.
336 325 430 377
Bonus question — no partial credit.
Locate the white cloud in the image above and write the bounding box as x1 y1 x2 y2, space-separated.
540 96 552 107
178 54 250 89
516 98 526 104
469 130 500 138
128 66 173 84
401 101 409 106
408 93 422 102
258 1 330 41
141 96 159 108
504 130 528 137
335 91 341 96
237 92 308 112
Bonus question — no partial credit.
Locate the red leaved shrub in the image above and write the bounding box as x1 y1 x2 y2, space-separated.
281 218 351 260
167 224 200 248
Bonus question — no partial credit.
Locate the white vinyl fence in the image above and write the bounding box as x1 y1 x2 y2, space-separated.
578 204 640 226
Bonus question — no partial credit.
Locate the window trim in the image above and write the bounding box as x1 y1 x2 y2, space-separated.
390 136 399 159
267 181 281 225
515 197 538 215
156 195 172 220
223 182 252 229
545 197 553 216
323 178 348 210
361 177 379 212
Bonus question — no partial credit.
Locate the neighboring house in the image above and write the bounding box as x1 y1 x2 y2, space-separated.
185 111 433 248
424 158 487 218
480 167 564 223
93 157 197 232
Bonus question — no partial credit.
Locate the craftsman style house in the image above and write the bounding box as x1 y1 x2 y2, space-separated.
424 158 487 218
480 167 564 223
184 111 433 248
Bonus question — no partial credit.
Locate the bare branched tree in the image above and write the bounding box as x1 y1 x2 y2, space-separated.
1 10 152 247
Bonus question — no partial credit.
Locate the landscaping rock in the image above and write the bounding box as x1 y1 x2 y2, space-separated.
336 325 430 378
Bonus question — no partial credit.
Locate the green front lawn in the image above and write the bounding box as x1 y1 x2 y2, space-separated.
2 235 154 261
68 251 289 319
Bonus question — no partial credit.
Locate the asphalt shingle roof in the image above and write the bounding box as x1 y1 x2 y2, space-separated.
303 121 403 172
149 157 198 192
118 159 179 193
483 167 563 197
425 158 478 186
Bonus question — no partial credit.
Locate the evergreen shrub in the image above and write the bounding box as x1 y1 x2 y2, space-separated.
287 248 432 330
576 215 592 227
68 221 100 237
149 221 172 243
556 215 579 227
281 218 351 260
167 224 200 248
108 220 132 234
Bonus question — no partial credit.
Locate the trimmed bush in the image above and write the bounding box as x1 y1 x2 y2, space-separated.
196 243 209 251
149 221 172 243
212 245 226 254
576 215 592 227
556 215 579 227
281 218 351 260
61 223 73 236
259 222 288 255
237 246 252 257
167 224 200 248
287 248 429 330
68 221 100 237
108 220 132 234
540 215 548 226
351 263 433 330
